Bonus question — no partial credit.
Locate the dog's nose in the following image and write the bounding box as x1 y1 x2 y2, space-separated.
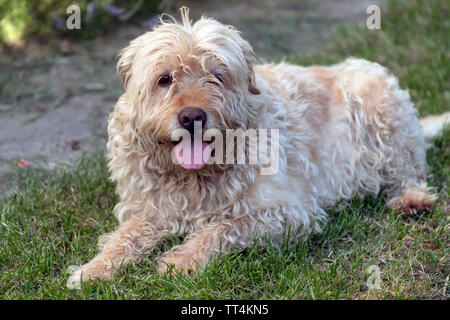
178 107 207 133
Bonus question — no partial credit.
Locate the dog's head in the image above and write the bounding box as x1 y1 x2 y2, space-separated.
116 8 260 172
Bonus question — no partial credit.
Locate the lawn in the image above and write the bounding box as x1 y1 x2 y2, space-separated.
0 0 448 299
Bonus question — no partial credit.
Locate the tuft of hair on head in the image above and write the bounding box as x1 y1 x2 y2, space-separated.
158 6 192 30
180 6 191 27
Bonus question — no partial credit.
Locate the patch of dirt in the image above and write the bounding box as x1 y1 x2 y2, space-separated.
0 0 384 198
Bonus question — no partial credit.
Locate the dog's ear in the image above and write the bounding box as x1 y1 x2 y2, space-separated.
117 41 139 89
240 41 260 95
248 74 261 95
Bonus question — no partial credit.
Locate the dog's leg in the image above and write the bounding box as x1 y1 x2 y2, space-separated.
380 126 438 215
156 220 248 274
386 112 450 213
156 210 306 274
67 214 167 288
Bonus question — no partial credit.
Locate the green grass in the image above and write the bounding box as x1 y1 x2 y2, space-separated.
0 0 449 299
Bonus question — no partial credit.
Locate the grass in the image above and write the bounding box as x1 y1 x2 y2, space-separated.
0 0 449 299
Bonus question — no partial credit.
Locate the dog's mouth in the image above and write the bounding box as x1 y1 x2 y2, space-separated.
175 136 212 170
159 136 214 170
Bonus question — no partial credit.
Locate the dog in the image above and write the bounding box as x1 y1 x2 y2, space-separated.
67 8 449 288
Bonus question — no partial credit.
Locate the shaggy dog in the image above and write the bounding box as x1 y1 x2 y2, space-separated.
67 8 449 288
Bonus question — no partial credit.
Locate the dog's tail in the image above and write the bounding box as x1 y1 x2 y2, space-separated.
420 112 450 142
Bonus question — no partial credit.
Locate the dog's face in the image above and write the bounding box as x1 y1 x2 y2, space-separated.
117 10 260 171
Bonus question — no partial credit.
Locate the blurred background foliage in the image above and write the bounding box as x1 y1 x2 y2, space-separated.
0 0 162 49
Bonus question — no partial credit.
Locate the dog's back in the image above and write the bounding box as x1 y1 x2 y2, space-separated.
254 58 429 207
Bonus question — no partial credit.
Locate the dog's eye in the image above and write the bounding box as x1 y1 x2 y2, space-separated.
213 73 224 84
158 74 172 87
207 73 224 86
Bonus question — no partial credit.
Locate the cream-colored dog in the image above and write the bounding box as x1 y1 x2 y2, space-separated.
67 8 449 288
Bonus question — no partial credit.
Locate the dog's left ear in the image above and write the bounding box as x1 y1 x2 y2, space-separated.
117 40 140 89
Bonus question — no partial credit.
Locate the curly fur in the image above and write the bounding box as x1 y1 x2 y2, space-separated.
67 8 445 288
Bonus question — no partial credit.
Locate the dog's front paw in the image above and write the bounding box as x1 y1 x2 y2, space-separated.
66 263 113 289
156 253 198 275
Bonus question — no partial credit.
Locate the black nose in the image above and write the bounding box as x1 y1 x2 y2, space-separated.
178 107 207 133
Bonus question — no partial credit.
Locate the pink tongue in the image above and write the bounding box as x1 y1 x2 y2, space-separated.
174 139 210 169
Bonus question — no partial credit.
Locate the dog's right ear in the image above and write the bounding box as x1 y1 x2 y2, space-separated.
117 41 139 89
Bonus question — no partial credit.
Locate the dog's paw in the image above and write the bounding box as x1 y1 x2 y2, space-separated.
66 263 113 289
388 187 437 215
156 253 197 275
